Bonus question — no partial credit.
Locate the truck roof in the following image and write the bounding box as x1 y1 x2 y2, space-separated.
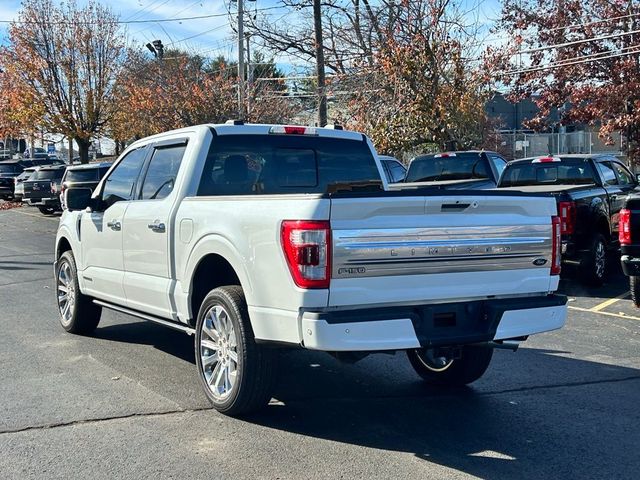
127 123 366 151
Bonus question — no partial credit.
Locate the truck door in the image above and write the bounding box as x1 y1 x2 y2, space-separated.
80 146 148 305
121 139 187 319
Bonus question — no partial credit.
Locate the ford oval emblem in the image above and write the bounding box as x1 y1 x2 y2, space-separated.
533 258 547 266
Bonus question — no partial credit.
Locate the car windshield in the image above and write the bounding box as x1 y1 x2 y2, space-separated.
405 153 489 182
65 168 99 182
499 158 596 187
32 169 64 181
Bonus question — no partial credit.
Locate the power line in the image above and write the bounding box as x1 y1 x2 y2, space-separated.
0 5 285 25
165 24 228 46
517 28 640 55
503 45 640 75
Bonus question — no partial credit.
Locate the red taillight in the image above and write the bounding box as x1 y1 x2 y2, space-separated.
551 216 562 275
620 208 632 245
558 201 576 235
281 220 331 289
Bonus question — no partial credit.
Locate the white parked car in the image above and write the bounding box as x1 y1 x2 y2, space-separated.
55 123 567 415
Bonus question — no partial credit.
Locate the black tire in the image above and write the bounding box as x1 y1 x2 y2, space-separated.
195 285 277 416
581 233 607 286
407 345 493 386
55 251 102 334
631 276 640 308
38 206 55 215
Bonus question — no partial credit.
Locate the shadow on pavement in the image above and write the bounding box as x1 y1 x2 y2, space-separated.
91 318 640 479
247 348 640 480
94 321 195 364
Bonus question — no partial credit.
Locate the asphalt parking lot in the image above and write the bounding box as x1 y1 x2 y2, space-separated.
0 206 639 480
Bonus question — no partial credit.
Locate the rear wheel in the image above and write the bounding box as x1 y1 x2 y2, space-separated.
631 276 640 308
195 286 277 416
581 233 607 286
38 206 55 215
407 346 493 386
56 251 102 334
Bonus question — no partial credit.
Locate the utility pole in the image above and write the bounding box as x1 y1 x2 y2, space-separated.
246 35 252 118
237 0 246 119
313 0 327 127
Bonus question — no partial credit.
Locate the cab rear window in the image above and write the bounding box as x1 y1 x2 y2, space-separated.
65 169 99 182
32 169 64 181
500 159 596 186
197 134 380 196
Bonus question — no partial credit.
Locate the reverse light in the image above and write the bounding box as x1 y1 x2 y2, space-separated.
551 216 562 275
558 201 576 235
269 125 318 136
619 208 631 245
281 220 331 289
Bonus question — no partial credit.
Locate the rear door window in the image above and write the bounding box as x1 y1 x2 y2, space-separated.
197 134 379 196
139 145 186 200
596 162 618 186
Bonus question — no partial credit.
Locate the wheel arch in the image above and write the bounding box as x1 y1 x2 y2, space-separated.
184 235 254 328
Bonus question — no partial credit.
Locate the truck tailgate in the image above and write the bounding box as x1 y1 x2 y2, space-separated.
329 193 557 307
23 181 52 201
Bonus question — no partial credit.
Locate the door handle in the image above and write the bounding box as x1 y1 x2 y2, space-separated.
147 221 166 233
106 220 121 231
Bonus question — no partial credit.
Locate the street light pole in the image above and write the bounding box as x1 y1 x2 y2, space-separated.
313 0 327 127
237 0 246 119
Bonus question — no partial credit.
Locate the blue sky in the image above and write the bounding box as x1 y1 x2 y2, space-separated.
0 0 503 73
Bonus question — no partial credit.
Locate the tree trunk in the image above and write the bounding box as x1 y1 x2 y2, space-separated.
76 137 90 164
68 137 73 164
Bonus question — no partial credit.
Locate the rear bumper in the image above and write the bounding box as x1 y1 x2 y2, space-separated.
300 294 567 351
621 255 640 277
24 196 59 208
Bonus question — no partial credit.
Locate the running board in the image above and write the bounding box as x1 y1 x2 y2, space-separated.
92 300 195 336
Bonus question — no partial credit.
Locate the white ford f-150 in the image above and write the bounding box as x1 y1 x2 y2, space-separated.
54 123 567 415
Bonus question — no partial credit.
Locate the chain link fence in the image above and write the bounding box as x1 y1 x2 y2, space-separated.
496 130 624 161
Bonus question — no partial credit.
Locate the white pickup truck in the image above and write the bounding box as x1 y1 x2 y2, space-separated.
55 123 567 415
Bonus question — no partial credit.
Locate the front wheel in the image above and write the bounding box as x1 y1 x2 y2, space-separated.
407 346 493 386
56 251 102 334
195 286 277 416
631 276 640 308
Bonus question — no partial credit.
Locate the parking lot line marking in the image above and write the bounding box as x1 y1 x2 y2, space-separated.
10 209 60 221
589 292 631 312
569 305 640 322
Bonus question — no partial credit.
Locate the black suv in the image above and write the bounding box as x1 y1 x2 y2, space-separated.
59 162 112 209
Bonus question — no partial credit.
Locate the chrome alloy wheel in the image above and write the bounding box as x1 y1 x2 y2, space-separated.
57 260 76 326
414 348 454 372
594 240 606 278
199 305 239 400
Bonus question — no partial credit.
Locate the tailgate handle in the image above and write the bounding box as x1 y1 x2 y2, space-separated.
441 203 471 211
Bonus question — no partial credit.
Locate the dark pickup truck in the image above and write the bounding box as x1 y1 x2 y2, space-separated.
403 151 507 189
498 154 638 285
23 164 66 214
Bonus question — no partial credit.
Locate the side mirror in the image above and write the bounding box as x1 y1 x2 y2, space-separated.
65 187 93 211
636 173 640 183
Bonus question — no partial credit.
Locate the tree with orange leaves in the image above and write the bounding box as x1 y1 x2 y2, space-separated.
0 0 125 163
